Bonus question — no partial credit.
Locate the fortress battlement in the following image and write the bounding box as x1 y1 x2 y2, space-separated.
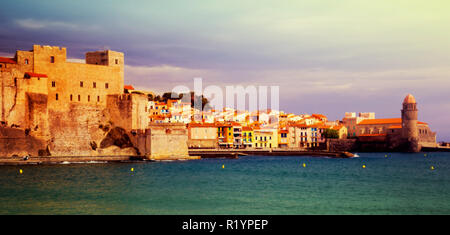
33 45 67 53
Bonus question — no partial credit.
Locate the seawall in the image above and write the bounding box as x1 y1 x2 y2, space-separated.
189 149 355 158
0 155 142 165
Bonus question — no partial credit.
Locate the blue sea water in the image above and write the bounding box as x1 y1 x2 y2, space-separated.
0 152 449 215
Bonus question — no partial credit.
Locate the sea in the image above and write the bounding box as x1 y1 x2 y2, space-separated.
0 152 449 215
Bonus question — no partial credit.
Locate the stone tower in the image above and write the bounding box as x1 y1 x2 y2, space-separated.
401 94 420 152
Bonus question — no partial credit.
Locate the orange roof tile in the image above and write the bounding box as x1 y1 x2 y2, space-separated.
124 85 134 90
312 114 327 119
358 118 401 125
215 122 233 127
230 122 242 127
331 125 345 130
359 134 387 137
388 125 402 129
188 122 217 128
289 123 308 128
25 72 48 78
359 118 428 126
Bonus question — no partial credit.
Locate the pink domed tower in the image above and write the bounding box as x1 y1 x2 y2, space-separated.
401 94 420 152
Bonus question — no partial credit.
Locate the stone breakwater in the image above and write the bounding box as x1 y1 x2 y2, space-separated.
188 149 355 159
0 155 135 165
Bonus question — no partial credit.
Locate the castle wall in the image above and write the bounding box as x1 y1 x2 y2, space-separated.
0 127 48 157
147 123 189 159
14 51 34 73
356 123 392 136
418 124 437 147
48 104 109 156
106 93 149 131
30 45 124 111
327 139 358 152
25 92 49 139
187 125 217 149
187 139 217 149
1 68 48 131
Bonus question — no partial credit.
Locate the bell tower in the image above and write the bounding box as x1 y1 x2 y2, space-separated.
401 94 420 152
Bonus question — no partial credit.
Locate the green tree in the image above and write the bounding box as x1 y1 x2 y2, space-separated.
162 92 182 101
322 128 339 139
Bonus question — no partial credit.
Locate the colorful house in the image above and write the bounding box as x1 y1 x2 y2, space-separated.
254 128 278 149
217 122 234 148
332 125 348 139
231 122 243 148
278 128 289 148
242 126 254 148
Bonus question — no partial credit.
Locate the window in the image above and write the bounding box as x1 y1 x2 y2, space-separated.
25 59 29 64
93 82 96 88
55 93 58 100
50 56 55 63
115 59 118 64
105 83 109 89
88 95 90 102
80 81 83 87
78 95 81 101
70 94 73 101
52 81 56 87
97 96 100 102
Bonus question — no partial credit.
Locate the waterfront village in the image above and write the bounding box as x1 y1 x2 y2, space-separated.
0 45 444 163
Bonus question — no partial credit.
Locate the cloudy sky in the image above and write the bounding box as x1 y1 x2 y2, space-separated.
1 0 450 140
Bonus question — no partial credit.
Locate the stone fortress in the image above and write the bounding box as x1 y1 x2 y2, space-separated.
0 45 188 159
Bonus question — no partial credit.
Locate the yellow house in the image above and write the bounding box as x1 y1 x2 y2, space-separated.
332 125 348 139
242 126 254 148
217 123 234 148
254 128 278 149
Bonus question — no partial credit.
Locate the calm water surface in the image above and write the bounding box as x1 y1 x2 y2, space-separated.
0 152 449 214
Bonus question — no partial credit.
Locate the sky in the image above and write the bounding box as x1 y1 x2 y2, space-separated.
1 0 450 140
